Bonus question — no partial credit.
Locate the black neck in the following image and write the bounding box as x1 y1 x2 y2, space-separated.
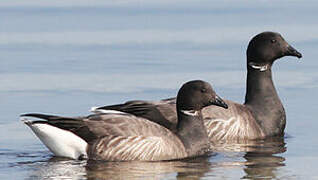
176 111 211 156
244 63 286 136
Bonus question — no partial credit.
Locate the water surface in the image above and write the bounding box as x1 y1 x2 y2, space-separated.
1 0 318 179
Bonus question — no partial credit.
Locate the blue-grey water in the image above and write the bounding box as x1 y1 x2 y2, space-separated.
1 1 318 179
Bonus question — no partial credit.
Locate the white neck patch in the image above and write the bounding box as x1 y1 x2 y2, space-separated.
248 62 268 72
181 110 200 116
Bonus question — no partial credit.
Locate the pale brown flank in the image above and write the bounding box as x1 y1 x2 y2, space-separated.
88 135 186 161
84 113 187 161
203 100 265 141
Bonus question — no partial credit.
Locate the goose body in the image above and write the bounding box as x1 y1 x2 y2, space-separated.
95 32 302 141
95 99 264 141
22 80 228 161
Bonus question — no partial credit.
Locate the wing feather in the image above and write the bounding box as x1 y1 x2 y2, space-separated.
95 98 177 130
83 113 177 139
22 113 178 144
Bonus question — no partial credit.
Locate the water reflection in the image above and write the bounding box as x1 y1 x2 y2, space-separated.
242 153 285 179
85 156 212 180
17 137 286 179
20 157 87 180
225 137 287 179
211 136 286 154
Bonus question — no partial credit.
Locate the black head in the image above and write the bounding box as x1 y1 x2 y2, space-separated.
247 31 302 67
176 80 228 111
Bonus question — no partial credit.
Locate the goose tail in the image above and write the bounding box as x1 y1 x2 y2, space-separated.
20 114 88 159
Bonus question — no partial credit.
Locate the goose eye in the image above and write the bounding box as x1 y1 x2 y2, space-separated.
201 88 207 93
271 39 277 43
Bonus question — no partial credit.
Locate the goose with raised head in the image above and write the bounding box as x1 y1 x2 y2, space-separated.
94 32 302 141
21 80 228 161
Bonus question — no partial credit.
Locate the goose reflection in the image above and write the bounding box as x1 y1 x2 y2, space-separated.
85 156 212 180
217 136 287 179
242 152 285 179
210 136 286 154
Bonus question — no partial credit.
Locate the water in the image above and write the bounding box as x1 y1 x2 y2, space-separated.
1 0 318 179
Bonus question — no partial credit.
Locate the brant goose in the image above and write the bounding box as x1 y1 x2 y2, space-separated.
21 80 228 161
94 32 302 140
